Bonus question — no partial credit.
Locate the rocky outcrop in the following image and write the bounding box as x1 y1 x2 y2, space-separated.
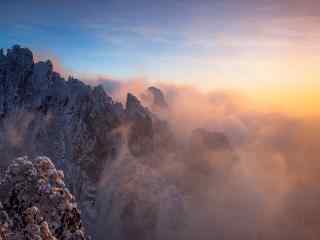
0 45 173 237
0 156 87 240
0 45 239 240
125 93 154 157
147 87 168 109
140 87 176 155
0 45 124 233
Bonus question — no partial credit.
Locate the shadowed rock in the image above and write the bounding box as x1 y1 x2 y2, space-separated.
125 93 154 157
0 45 124 234
0 45 208 240
147 87 168 109
0 45 173 237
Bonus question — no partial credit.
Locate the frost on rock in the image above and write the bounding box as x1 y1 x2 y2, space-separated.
0 45 190 238
0 45 125 233
0 156 87 240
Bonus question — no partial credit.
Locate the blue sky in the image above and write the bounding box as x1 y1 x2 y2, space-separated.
1 0 320 101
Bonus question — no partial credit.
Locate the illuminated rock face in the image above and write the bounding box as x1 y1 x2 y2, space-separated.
0 156 87 240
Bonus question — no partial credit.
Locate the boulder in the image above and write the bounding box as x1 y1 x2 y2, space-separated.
0 156 87 240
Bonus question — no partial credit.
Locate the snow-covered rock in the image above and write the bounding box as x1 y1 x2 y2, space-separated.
0 45 125 233
0 156 87 240
0 45 180 238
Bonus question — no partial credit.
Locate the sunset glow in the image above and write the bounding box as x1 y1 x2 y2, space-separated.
2 1 320 239
1 0 319 117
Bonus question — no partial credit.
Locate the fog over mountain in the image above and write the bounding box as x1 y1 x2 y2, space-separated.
0 45 320 240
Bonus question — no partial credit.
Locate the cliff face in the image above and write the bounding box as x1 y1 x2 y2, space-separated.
0 156 87 240
0 45 238 240
0 45 183 239
0 45 158 235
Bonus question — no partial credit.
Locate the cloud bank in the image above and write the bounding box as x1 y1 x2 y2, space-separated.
92 78 320 240
20 54 320 239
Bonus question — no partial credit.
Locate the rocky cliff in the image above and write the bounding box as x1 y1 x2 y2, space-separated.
0 45 186 239
0 45 238 240
0 156 87 240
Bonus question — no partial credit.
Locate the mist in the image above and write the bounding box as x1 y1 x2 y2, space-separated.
1 47 319 239
1 0 320 237
95 78 320 240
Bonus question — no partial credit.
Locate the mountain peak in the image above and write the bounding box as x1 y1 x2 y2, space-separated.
0 48 4 58
126 93 149 120
6 44 34 69
126 92 141 108
147 86 168 108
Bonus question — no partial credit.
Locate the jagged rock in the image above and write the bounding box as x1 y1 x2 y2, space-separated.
0 46 177 237
0 156 87 240
0 45 194 239
147 87 168 109
125 93 154 157
6 45 34 70
0 46 124 234
140 87 176 154
0 49 4 61
125 93 149 121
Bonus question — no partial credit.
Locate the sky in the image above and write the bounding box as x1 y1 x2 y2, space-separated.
0 0 319 117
